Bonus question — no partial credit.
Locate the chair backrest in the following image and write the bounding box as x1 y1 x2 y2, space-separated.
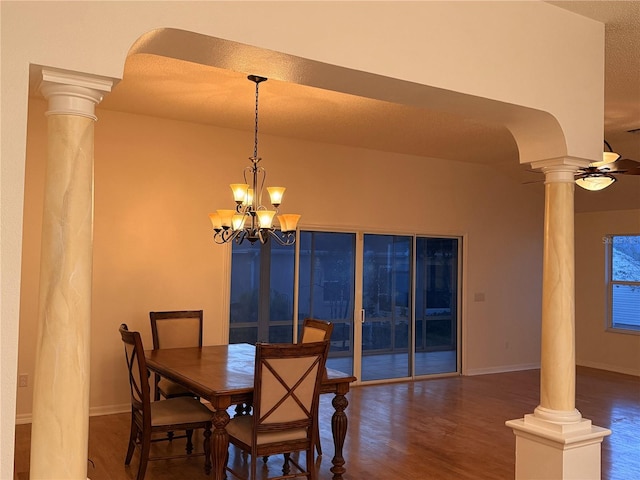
119 324 151 420
150 310 203 350
300 318 333 343
252 341 329 441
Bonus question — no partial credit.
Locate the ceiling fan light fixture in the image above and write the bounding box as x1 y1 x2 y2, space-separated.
601 151 621 165
590 140 621 168
575 174 616 191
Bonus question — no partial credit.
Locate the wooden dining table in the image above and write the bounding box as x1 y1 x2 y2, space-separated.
145 343 356 480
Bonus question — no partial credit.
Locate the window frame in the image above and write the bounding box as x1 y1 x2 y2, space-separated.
605 234 640 335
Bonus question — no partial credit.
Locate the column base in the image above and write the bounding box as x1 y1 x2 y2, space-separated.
506 413 611 480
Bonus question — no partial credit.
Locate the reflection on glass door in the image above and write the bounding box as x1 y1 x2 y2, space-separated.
415 238 459 375
297 231 356 375
229 241 295 344
361 235 412 381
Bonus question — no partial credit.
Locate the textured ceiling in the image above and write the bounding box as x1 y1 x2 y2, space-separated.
101 54 520 168
550 1 640 154
94 1 639 212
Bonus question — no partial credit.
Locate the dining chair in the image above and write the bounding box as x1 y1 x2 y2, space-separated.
264 318 334 463
149 310 203 401
225 341 330 480
300 318 333 456
300 318 334 345
119 324 212 480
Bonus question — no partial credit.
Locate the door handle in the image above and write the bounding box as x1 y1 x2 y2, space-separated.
361 308 365 324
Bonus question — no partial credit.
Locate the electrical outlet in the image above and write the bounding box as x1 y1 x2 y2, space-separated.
18 374 28 387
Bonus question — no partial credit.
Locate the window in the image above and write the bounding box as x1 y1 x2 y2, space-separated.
607 234 640 333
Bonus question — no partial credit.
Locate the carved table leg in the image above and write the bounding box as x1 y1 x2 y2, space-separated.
330 392 349 480
212 408 231 480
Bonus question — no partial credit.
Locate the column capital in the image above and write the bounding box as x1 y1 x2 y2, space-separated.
38 68 114 121
529 157 591 184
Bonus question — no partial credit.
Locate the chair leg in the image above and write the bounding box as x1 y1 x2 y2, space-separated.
153 374 161 402
125 419 139 465
137 429 152 480
283 453 291 476
203 423 212 475
251 449 258 480
315 428 322 456
307 447 315 480
185 429 194 454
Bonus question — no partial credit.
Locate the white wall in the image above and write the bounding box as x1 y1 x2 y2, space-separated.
575 209 640 375
15 97 545 419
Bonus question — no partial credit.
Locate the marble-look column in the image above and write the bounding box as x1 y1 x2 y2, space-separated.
538 164 581 419
506 160 610 480
30 68 112 480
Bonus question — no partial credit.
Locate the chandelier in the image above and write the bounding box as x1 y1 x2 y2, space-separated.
209 75 300 246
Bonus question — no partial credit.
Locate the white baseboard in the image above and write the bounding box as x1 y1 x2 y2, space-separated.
465 362 540 376
577 361 640 377
15 404 130 425
90 403 130 417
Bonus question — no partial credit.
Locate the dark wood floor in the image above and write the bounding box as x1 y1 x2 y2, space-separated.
14 367 640 479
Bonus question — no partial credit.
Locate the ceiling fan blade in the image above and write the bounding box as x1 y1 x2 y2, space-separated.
610 158 640 175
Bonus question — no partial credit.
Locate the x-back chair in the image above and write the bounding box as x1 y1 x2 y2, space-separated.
119 324 212 480
225 341 330 480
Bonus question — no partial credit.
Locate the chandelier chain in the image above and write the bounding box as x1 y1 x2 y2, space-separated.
253 79 260 160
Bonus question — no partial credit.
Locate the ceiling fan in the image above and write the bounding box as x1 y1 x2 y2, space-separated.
525 141 640 190
574 141 640 191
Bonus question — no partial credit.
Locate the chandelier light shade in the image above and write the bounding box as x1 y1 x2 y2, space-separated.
209 75 300 246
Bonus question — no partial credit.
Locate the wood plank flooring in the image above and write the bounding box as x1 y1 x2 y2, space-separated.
14 367 640 479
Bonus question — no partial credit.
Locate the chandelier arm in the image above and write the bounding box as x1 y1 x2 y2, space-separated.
268 229 296 247
243 166 253 185
257 166 266 208
214 228 239 244
235 230 247 245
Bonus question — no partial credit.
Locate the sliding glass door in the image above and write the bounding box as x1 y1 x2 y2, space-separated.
414 237 459 375
229 230 460 382
297 231 356 375
361 234 412 381
229 240 295 344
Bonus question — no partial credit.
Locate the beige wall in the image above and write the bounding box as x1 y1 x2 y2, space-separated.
1 1 606 473
575 209 640 375
16 97 545 419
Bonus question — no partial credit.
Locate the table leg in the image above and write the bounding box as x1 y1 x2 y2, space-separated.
212 408 231 480
330 392 349 480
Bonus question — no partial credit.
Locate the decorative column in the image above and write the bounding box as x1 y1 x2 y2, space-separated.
30 68 112 480
506 160 610 480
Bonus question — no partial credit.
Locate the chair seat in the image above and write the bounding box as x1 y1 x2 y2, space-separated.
158 377 193 397
151 397 212 427
227 414 307 446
